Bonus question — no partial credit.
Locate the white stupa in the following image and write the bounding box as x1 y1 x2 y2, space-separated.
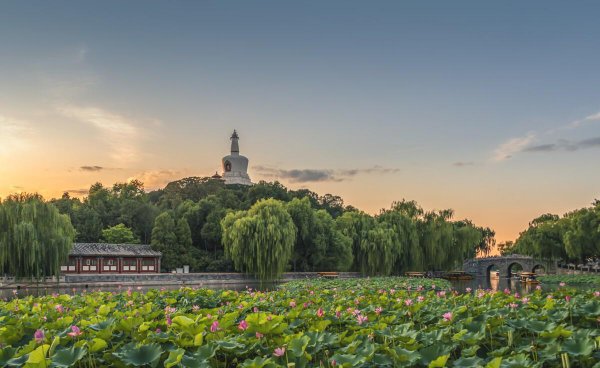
221 130 252 186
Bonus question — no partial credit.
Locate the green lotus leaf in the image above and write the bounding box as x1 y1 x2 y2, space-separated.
89 318 116 331
0 347 16 366
164 348 185 368
372 353 394 366
485 357 502 368
50 346 87 367
289 335 311 357
309 319 331 332
330 353 367 367
453 356 483 367
419 343 452 366
428 354 450 368
239 356 277 368
214 338 246 352
113 343 163 367
562 338 594 356
89 338 108 353
387 347 421 364
500 353 534 368
6 354 29 367
172 315 195 328
461 345 480 357
26 344 51 365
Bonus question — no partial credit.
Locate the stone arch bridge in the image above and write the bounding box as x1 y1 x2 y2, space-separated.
463 254 556 278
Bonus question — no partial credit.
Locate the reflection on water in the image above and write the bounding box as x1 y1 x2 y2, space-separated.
1 281 279 300
449 276 592 294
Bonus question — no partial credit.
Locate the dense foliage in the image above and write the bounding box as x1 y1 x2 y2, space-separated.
538 275 600 285
504 200 600 263
45 177 494 276
1 278 599 367
0 194 75 279
222 199 296 281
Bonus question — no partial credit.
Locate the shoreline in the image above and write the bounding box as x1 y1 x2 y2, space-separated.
0 271 361 290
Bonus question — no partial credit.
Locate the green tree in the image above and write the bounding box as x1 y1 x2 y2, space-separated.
0 194 75 279
101 223 139 244
151 212 184 272
357 223 398 276
221 199 296 282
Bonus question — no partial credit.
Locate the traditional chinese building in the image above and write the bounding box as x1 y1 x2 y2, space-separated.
61 243 162 274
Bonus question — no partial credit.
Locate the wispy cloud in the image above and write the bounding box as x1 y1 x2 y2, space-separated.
57 105 141 163
492 133 536 162
569 111 600 128
453 161 476 167
64 188 90 196
0 115 33 157
254 165 400 183
80 165 104 172
523 136 600 153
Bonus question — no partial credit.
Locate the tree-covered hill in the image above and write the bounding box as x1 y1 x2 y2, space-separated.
45 177 495 275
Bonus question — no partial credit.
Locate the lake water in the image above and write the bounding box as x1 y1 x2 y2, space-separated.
1 276 592 300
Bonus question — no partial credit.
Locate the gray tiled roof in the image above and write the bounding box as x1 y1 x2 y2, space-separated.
70 243 162 257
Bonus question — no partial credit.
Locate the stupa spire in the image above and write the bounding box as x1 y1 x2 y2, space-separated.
230 129 239 154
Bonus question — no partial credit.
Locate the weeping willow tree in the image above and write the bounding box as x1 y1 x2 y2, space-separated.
0 194 75 279
357 223 399 276
378 201 423 272
221 198 296 282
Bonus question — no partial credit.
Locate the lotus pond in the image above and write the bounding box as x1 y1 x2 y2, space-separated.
1 277 599 367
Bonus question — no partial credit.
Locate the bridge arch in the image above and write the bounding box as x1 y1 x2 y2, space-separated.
507 262 524 277
532 264 546 274
463 255 555 278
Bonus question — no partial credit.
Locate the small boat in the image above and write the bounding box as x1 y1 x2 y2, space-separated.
442 271 474 280
519 272 540 284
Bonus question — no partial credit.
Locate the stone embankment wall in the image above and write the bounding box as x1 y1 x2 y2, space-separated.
62 272 361 286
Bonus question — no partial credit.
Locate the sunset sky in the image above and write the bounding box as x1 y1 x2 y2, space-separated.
1 1 599 243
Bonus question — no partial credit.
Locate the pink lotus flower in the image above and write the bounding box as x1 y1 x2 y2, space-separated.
509 303 519 309
238 320 248 331
536 285 542 290
155 328 162 333
253 307 259 313
165 306 176 315
405 299 413 307
375 306 383 315
210 321 219 332
192 305 200 312
273 347 286 357
559 282 566 287
256 332 264 339
443 312 453 322
166 316 172 326
432 284 436 289
417 296 425 302
335 310 341 318
316 308 324 318
594 291 600 297
565 295 571 302
521 297 529 304
289 300 296 308
55 304 64 313
389 288 396 294
466 288 472 293
503 288 510 294
477 292 485 298
34 329 44 343
331 360 337 366
67 325 82 337
356 314 368 325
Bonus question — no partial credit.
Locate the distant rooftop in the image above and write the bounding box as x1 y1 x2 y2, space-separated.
69 243 162 257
